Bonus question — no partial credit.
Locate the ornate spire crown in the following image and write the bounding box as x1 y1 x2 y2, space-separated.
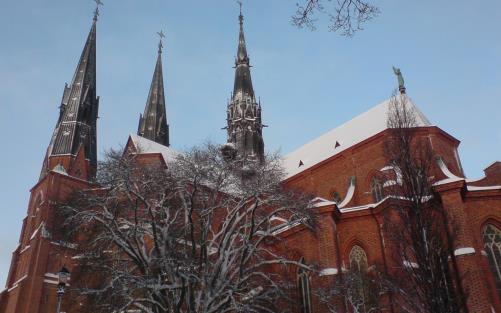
225 3 265 163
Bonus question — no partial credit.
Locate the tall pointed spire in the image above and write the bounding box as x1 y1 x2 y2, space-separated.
226 4 265 163
137 31 170 147
233 3 253 99
40 9 100 180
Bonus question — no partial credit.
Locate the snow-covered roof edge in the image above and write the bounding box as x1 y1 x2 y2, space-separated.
282 95 432 179
129 134 179 164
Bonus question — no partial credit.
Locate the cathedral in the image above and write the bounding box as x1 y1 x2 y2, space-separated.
1 5 500 313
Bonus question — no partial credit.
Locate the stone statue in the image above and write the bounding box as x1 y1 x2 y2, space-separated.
392 66 404 88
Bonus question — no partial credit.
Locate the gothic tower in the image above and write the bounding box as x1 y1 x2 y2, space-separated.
137 35 170 146
225 8 265 163
39 12 100 181
0 10 101 313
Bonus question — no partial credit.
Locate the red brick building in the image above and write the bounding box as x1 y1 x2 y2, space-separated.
276 98 501 312
1 7 500 313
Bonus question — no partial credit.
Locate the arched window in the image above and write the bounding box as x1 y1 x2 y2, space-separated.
371 178 384 202
349 245 368 272
348 246 371 313
483 224 501 296
298 258 312 313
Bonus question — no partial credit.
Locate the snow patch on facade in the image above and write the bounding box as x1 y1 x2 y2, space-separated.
467 185 501 191
434 157 464 186
454 247 475 256
338 177 356 208
319 268 338 276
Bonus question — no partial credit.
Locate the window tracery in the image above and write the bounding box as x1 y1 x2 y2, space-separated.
349 245 368 272
483 224 501 296
298 258 312 313
371 177 384 202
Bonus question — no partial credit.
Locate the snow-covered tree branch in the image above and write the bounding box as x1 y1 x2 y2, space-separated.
59 143 315 313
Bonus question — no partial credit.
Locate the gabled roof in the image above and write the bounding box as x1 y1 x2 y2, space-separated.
129 134 178 164
283 95 431 179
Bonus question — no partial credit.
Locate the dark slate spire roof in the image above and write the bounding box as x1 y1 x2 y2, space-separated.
40 16 99 179
137 38 170 147
233 11 254 100
226 8 264 163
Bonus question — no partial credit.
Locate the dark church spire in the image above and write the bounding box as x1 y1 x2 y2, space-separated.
40 10 100 180
225 5 264 163
137 31 170 146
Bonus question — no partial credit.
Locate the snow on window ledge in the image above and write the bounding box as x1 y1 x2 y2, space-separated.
319 268 338 276
454 247 475 256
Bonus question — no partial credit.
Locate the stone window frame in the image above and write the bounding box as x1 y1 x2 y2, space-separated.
370 177 385 203
298 257 312 313
482 223 501 297
349 245 368 272
348 245 371 313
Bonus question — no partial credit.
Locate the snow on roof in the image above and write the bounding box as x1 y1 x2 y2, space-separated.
282 95 431 179
129 134 179 163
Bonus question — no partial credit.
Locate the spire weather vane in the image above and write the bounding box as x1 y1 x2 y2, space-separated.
93 0 104 21
157 30 165 53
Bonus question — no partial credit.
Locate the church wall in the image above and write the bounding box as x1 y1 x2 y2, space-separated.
435 185 499 312
0 170 93 313
463 193 501 310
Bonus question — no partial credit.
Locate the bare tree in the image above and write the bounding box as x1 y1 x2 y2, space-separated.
292 0 380 36
317 266 389 313
59 143 315 313
382 94 465 313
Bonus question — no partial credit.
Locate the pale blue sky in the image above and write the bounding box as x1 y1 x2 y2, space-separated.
1 0 500 286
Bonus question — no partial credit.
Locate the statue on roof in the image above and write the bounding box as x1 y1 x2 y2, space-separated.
392 66 404 87
392 66 406 94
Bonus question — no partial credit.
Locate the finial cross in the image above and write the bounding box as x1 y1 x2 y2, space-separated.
157 30 165 53
93 0 103 21
237 0 243 25
237 1 243 15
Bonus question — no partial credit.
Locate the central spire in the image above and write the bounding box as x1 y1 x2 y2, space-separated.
137 32 170 146
233 5 253 100
226 5 265 163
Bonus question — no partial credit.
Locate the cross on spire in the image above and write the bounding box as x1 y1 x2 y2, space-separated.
157 30 165 54
93 0 103 21
137 31 170 146
237 1 243 24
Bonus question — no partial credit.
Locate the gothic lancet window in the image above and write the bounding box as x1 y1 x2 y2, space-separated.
298 258 312 313
371 177 385 202
483 224 501 296
349 245 368 272
348 245 370 313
